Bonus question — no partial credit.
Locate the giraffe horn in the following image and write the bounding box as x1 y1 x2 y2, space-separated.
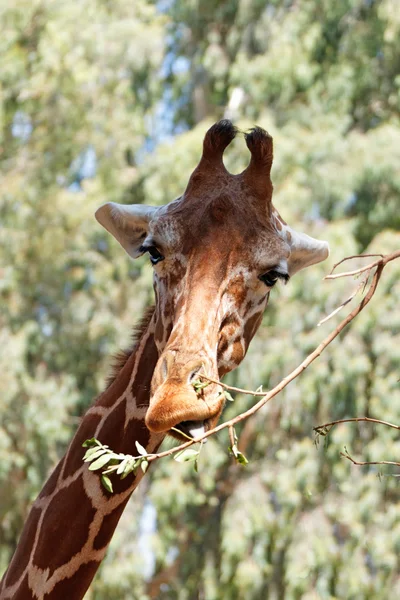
183 120 237 196
198 120 237 170
242 126 274 206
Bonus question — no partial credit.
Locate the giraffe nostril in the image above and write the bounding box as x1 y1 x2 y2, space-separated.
188 365 202 383
162 357 168 381
157 353 207 386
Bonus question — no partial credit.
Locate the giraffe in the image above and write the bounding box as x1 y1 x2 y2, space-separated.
0 120 329 599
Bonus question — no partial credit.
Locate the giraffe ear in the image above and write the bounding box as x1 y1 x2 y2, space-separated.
95 202 158 258
286 227 329 275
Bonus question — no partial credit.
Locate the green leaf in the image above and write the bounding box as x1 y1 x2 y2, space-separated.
174 449 199 463
135 441 148 456
83 446 101 461
83 448 107 462
107 452 124 461
229 443 249 466
120 459 139 479
235 451 249 465
101 474 113 493
102 465 118 475
192 380 210 392
88 454 113 471
117 457 129 475
82 438 99 448
224 391 235 402
141 459 149 473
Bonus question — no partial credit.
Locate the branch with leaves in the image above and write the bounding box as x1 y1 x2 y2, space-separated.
84 250 400 491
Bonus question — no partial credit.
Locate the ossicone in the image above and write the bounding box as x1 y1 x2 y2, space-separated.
185 120 274 204
241 126 274 206
184 120 238 193
244 127 273 175
202 120 237 159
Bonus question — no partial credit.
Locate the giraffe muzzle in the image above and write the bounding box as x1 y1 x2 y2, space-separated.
145 381 221 435
146 351 223 437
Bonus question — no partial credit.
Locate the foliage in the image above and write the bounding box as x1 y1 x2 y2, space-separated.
82 438 151 493
0 0 164 575
1 1 400 599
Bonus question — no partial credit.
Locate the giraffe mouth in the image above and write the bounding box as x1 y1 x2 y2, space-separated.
171 419 208 441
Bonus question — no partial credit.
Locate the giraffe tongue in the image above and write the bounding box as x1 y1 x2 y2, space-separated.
176 420 206 440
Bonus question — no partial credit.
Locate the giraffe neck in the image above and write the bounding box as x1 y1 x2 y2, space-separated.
0 312 163 600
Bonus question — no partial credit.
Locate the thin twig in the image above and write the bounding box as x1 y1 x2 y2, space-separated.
198 375 265 397
170 427 194 441
327 253 384 277
340 453 400 468
228 425 235 449
318 275 368 326
325 254 386 280
314 417 400 434
315 417 400 471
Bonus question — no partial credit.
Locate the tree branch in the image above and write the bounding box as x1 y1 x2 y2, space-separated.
84 250 400 483
341 452 400 469
314 417 400 435
325 253 386 280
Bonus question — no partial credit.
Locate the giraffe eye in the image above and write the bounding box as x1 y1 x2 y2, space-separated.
140 245 165 265
259 270 288 288
259 271 278 287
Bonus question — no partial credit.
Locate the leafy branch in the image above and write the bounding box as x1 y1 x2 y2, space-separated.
84 250 400 491
83 438 153 493
228 425 248 465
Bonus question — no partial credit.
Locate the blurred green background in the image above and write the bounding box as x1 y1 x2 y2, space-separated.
1 1 400 598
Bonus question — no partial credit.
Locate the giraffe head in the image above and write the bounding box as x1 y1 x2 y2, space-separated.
96 121 328 440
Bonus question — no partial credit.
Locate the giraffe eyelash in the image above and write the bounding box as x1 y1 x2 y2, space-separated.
259 270 289 287
139 244 165 265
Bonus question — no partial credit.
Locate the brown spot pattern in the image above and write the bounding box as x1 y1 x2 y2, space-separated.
243 312 263 347
62 414 102 479
8 575 32 600
220 313 241 338
230 338 245 365
40 459 64 498
226 274 248 307
33 475 96 573
3 507 41 586
217 333 229 356
93 501 129 551
43 561 100 600
96 399 127 450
